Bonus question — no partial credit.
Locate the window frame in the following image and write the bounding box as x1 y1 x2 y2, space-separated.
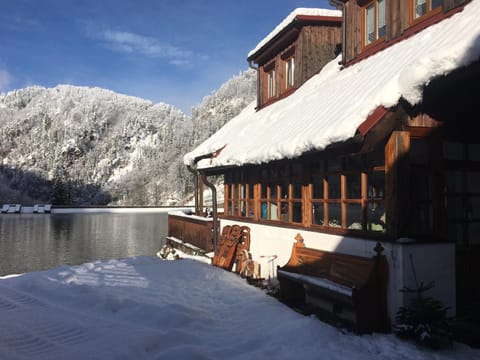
224 150 386 235
410 0 443 23
267 68 276 99
362 0 387 48
285 56 295 89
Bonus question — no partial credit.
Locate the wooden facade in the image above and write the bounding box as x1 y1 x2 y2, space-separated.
184 1 478 337
216 1 478 322
340 0 470 65
248 16 342 109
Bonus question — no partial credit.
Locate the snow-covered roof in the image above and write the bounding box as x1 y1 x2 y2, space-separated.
185 1 480 170
247 8 342 60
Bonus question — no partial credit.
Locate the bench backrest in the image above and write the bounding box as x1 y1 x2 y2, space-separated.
281 234 380 289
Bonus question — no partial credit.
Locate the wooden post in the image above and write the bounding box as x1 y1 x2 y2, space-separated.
385 130 410 238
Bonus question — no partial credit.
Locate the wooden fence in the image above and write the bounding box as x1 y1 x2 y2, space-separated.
167 213 215 252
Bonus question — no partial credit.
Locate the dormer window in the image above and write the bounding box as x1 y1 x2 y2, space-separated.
268 69 276 98
413 0 442 20
364 0 386 47
285 57 295 88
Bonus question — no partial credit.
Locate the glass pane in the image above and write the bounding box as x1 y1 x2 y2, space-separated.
446 170 462 194
368 171 385 200
270 202 278 220
432 0 442 10
240 201 246 217
271 184 278 199
470 197 480 220
448 221 463 245
239 184 245 198
411 139 428 164
293 202 302 223
346 174 361 199
261 183 267 198
280 202 289 222
227 201 233 216
312 175 324 199
347 204 363 230
328 175 341 199
377 0 386 38
261 202 268 219
248 183 254 198
443 142 464 160
469 144 480 161
232 184 238 199
468 172 480 193
446 195 463 221
312 203 324 225
367 202 386 232
280 180 289 199
415 0 427 18
247 203 255 218
469 223 480 244
328 203 341 227
411 204 431 234
366 4 375 44
233 201 239 216
293 178 302 198
411 166 431 201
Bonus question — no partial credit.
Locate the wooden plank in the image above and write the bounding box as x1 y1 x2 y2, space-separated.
385 131 410 238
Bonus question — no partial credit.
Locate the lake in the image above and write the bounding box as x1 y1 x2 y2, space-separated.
0 210 174 276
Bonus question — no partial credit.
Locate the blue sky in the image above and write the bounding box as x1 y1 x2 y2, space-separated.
0 0 334 114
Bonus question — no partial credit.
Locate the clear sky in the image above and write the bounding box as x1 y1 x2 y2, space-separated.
0 0 335 114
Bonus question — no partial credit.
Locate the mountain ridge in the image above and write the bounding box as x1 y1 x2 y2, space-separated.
0 68 256 205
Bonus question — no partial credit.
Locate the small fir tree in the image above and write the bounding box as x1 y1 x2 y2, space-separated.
394 256 452 349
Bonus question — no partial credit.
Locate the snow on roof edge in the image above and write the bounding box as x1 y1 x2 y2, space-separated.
185 1 480 170
247 8 342 60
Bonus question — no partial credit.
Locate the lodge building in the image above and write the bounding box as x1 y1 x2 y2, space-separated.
182 0 480 334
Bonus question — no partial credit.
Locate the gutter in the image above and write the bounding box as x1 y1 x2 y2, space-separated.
328 0 346 65
187 149 223 252
248 60 260 109
200 172 218 252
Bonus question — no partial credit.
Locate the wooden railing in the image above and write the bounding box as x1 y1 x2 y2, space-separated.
167 212 215 252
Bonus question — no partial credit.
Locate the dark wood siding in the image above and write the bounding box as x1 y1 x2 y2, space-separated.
297 24 342 87
343 0 470 65
256 22 341 109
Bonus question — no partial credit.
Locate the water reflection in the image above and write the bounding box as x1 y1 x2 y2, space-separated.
0 212 167 276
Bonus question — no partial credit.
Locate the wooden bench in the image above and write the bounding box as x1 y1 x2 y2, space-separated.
277 234 389 334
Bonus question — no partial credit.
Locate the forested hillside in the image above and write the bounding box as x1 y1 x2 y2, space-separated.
0 69 256 205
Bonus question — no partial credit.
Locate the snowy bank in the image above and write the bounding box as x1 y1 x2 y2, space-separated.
0 256 478 359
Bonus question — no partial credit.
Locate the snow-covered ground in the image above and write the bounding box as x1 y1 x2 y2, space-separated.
0 255 478 359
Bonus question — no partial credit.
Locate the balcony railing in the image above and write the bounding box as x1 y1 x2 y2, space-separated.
167 211 215 252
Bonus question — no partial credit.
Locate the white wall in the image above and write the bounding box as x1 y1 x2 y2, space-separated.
220 219 457 325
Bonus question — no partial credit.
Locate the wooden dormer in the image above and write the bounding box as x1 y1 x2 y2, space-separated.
332 0 471 65
247 9 342 110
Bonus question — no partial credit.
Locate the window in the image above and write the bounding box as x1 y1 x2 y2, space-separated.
225 150 386 234
225 170 255 218
268 69 276 98
364 0 386 46
311 151 386 233
285 57 295 88
413 0 442 19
